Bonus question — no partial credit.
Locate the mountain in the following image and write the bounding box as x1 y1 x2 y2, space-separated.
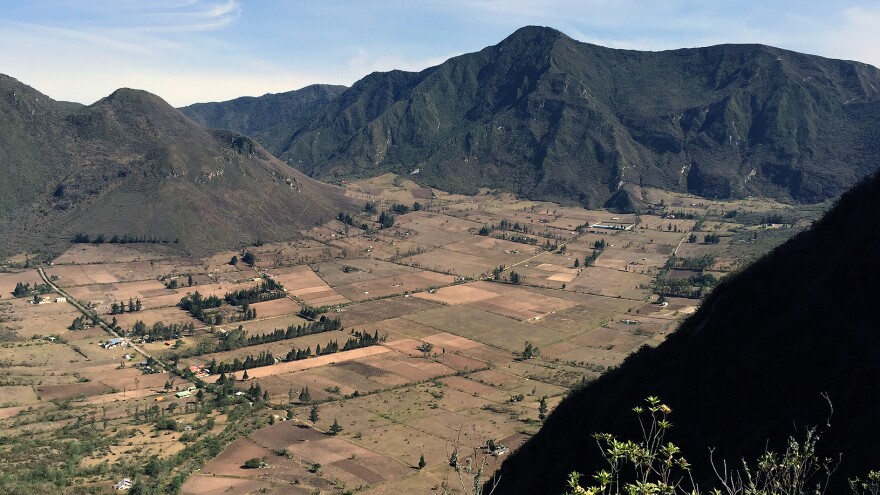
0 75 352 259
179 84 347 156
275 26 880 208
491 169 880 494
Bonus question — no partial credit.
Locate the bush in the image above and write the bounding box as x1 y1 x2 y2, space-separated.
563 397 876 495
155 418 177 431
243 457 265 469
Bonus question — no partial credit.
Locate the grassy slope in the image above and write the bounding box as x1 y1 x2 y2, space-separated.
492 170 880 494
0 77 352 259
178 84 347 155
278 26 880 207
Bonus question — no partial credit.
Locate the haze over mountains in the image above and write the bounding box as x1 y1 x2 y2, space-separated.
491 169 880 494
0 75 350 258
183 26 880 209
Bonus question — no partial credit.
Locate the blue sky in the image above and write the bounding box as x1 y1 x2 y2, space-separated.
1 1 879 106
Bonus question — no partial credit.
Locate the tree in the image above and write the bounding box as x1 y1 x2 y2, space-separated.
508 271 522 284
378 211 395 229
242 251 256 266
521 341 539 360
688 233 698 243
538 396 548 420
298 387 312 403
229 255 238 265
309 404 319 423
418 453 426 469
328 418 343 435
573 258 580 268
12 282 29 297
135 298 142 311
242 369 249 380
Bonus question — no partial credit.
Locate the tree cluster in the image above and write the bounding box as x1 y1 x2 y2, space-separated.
223 277 284 306
337 211 368 230
69 315 90 331
179 291 223 323
211 329 383 375
12 282 52 298
71 233 175 245
480 219 535 236
214 351 276 374
494 232 539 245
109 298 141 314
129 320 195 342
211 317 341 354
298 305 322 320
390 203 410 214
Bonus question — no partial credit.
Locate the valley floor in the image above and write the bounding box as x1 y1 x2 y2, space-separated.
0 176 823 494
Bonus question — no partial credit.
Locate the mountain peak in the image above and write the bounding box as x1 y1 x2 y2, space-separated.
0 76 354 258
498 25 566 51
96 87 174 111
276 26 880 206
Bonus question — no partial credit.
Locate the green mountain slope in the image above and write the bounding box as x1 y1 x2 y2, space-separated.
0 76 352 259
278 26 880 207
178 84 346 155
491 169 880 494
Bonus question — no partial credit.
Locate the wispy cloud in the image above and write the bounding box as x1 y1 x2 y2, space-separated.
134 0 242 32
20 0 241 34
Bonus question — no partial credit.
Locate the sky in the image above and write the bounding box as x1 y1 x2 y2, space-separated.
1 0 879 107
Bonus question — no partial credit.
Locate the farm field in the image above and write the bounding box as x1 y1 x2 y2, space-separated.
0 179 826 494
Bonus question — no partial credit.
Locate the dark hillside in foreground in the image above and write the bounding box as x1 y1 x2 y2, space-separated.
0 75 352 259
277 26 880 208
179 84 346 155
493 170 880 494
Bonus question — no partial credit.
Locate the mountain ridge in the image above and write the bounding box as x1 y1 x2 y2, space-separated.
179 84 347 156
264 26 880 207
0 75 352 259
